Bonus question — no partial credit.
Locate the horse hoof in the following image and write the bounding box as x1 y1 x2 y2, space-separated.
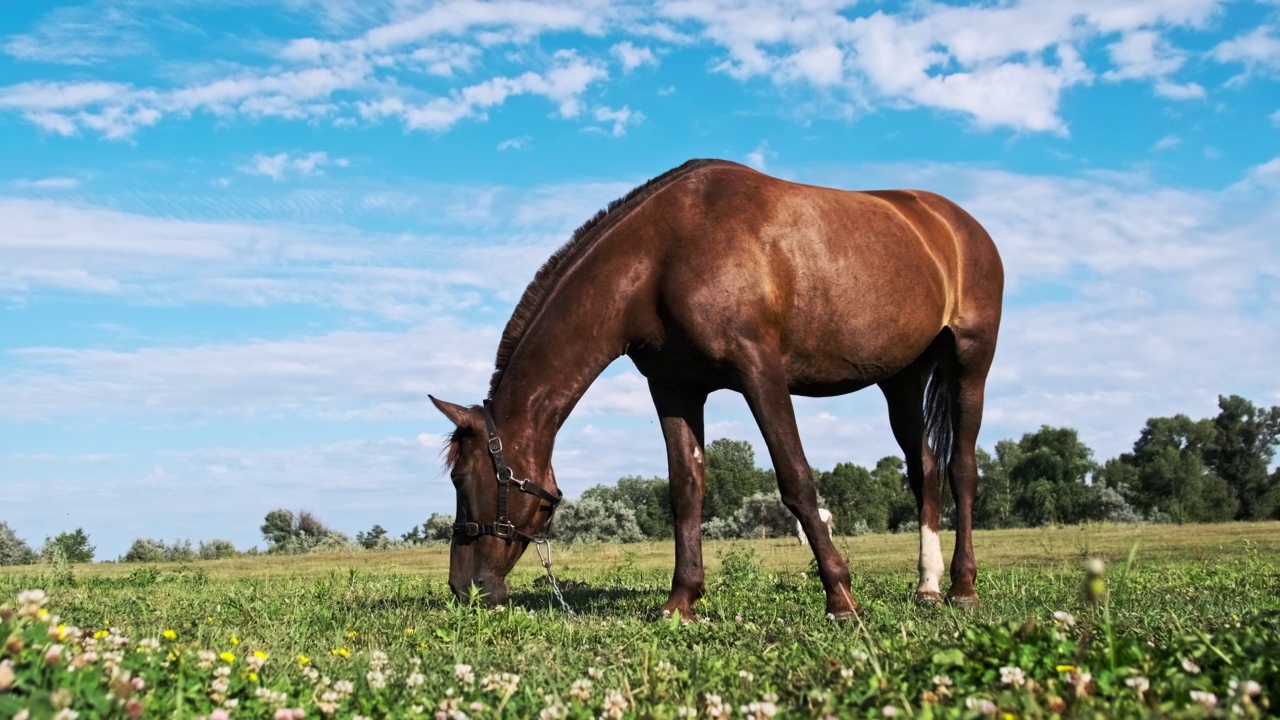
914 591 945 608
661 606 695 622
826 610 858 623
947 595 980 613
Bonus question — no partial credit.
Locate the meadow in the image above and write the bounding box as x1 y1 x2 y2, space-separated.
1 522 1278 719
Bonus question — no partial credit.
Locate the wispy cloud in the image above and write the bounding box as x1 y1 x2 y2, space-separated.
611 41 657 72
240 151 347 181
591 105 643 137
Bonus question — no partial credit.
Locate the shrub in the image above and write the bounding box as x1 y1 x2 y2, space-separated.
0 522 36 566
551 497 644 544
123 539 166 564
261 509 351 554
198 539 238 560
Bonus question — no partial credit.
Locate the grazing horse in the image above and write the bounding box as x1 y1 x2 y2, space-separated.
797 508 834 545
431 159 1003 619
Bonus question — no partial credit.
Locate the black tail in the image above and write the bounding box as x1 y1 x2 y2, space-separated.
923 329 959 488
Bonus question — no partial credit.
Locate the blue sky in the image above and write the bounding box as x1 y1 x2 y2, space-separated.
2 0 1278 558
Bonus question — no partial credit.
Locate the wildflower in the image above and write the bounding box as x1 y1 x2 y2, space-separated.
1125 676 1150 693
966 698 998 715
677 706 697 718
163 629 177 640
882 707 899 718
274 712 298 720
738 669 755 683
1084 558 1106 603
704 693 731 720
840 668 856 687
220 652 236 664
406 627 415 635
345 630 358 639
850 650 869 664
468 702 485 713
1229 679 1262 698
298 654 310 666
16 589 48 620
999 666 1026 687
248 652 267 672
230 636 240 646
137 638 160 653
331 648 350 658
588 666 604 679
211 710 229 720
125 699 144 718
1181 659 1201 674
539 701 568 720
1189 690 1217 709
1052 611 1076 628
14 710 29 720
481 672 520 697
52 710 78 720
45 644 65 665
569 678 593 702
454 664 475 686
741 700 778 720
94 630 110 640
1046 697 1067 713
334 679 355 698
1056 665 1077 673
1065 670 1095 698
0 660 13 691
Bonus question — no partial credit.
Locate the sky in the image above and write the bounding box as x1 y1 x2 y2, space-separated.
1 0 1278 559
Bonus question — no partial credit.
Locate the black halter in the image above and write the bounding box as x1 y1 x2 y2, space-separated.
453 400 562 543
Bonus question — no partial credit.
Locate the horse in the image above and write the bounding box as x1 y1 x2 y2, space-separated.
797 508 834 545
430 158 1003 619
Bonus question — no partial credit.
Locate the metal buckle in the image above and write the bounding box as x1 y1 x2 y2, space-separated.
461 522 480 536
488 436 503 454
493 522 515 539
497 467 513 484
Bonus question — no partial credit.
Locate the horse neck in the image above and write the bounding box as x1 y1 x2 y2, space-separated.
488 273 630 469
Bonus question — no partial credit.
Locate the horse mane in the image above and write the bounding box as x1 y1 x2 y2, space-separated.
487 158 724 398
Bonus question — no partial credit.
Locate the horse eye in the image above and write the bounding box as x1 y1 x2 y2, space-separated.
450 472 465 487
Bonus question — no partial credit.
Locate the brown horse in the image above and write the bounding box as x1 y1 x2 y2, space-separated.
430 158 1003 619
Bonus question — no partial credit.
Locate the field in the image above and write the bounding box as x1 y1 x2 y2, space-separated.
2 523 1278 719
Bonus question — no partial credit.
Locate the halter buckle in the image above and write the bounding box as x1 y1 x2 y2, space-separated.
493 521 516 539
460 522 480 536
488 436 503 454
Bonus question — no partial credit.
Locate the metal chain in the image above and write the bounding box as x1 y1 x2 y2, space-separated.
534 538 575 616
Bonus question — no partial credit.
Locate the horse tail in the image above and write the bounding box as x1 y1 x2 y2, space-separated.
923 329 959 488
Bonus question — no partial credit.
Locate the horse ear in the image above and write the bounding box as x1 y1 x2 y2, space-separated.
429 395 476 428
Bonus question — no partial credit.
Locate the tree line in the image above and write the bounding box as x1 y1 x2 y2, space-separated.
1 394 1276 563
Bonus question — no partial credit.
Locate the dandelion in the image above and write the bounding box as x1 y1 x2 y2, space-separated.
999 666 1026 687
230 636 240 646
298 654 310 666
1189 690 1217 709
331 648 350 658
1125 676 1150 693
163 629 177 640
1181 659 1201 674
220 652 236 664
455 663 475 686
345 630 358 639
1055 665 1077 673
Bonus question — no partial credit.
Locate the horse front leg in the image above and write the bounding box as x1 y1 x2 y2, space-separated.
649 379 708 620
737 353 858 620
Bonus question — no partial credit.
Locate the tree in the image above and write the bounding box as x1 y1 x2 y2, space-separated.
551 497 644 544
123 539 166 563
260 509 350 554
703 439 774 522
198 539 238 560
582 476 673 539
817 461 893 533
41 528 95 564
1104 415 1236 523
975 442 1022 529
1006 427 1096 526
1204 395 1280 520
356 524 391 550
0 522 36 566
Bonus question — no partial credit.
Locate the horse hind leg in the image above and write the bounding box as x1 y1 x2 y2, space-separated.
879 367 944 607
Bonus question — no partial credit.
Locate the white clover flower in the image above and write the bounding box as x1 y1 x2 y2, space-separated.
52 710 79 720
741 700 778 720
655 660 676 680
334 680 355 698
1190 690 1217 708
1229 679 1262 698
851 650 870 664
999 666 1026 687
569 678 593 703
481 672 520 697
454 664 475 686
965 698 997 715
738 669 755 683
1182 659 1201 674
137 638 160 653
677 706 697 718
366 670 387 690
588 666 604 679
882 707 899 718
703 693 731 720
1053 611 1076 628
406 672 426 689
602 690 628 719
932 675 953 687
198 650 218 670
1125 676 1150 693
538 701 568 720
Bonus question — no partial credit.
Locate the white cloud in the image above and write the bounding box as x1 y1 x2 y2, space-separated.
1211 25 1280 78
13 177 80 190
3 4 151 65
592 105 643 136
1152 134 1182 151
611 41 657 71
744 140 770 170
497 135 530 150
241 151 344 181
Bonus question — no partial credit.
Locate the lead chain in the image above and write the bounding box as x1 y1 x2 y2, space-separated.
534 538 575 616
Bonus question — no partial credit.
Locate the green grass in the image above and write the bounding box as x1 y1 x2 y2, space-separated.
1 523 1278 718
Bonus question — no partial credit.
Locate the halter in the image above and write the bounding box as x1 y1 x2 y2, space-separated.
452 400 562 543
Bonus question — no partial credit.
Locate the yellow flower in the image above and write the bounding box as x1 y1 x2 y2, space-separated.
57 624 69 640
38 609 49 619
699 598 707 605
331 648 350 658
93 630 109 640
220 652 236 664
229 636 240 646
206 616 214 623
248 672 259 682
167 651 178 661
162 630 177 641
405 628 415 635
345 630 358 639
1056 665 1077 673
297 654 310 666
253 650 268 661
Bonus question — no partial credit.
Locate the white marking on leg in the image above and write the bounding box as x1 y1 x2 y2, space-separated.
918 525 944 596
796 520 808 545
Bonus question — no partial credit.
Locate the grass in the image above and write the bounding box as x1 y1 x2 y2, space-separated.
1 522 1278 718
